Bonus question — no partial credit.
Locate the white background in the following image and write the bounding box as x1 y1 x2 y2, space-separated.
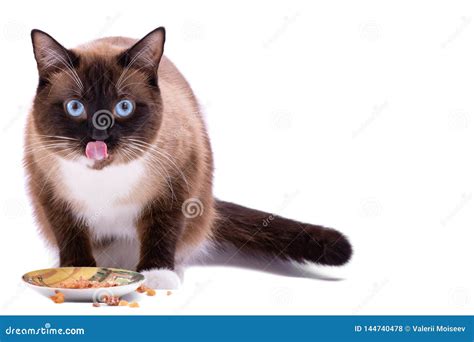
0 0 473 315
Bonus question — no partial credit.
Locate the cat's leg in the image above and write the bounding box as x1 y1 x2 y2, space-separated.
136 202 184 289
40 196 96 267
93 238 140 270
140 268 182 290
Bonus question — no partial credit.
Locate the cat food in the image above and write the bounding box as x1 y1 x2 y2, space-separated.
102 295 121 306
136 285 148 293
119 300 129 306
93 299 139 308
48 280 156 306
50 290 65 304
146 289 156 296
136 285 156 296
57 277 118 289
166 290 172 296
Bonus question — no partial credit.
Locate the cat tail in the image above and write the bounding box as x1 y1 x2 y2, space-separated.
213 200 352 266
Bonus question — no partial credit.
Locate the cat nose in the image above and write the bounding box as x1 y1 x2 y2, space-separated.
90 127 109 141
89 109 115 141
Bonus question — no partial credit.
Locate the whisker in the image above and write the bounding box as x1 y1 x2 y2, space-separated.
116 46 151 90
115 46 157 92
125 137 190 192
36 148 78 196
125 142 177 202
40 47 83 91
26 134 79 142
23 146 77 169
24 143 75 154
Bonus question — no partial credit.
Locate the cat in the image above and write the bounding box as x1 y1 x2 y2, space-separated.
24 27 352 289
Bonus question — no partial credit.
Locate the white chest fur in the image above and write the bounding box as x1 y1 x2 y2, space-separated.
56 156 145 241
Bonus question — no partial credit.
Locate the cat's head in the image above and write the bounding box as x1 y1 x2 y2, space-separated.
30 27 166 169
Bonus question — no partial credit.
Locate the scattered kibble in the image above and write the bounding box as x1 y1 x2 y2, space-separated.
50 291 65 304
137 284 158 296
146 289 156 296
136 285 147 293
166 291 172 296
102 295 120 306
118 300 129 306
49 283 163 307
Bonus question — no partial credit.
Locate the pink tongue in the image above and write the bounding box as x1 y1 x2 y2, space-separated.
85 141 108 161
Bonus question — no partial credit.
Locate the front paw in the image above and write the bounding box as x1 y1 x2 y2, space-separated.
141 268 181 289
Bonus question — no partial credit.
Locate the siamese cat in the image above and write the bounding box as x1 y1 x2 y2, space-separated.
24 27 352 289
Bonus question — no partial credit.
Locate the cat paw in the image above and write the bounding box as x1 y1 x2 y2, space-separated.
141 268 181 289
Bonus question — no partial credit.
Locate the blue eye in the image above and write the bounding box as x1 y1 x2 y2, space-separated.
115 99 134 117
65 100 85 117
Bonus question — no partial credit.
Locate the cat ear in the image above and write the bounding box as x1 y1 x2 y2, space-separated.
31 29 78 80
118 27 166 86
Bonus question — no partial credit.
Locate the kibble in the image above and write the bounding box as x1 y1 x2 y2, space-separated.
118 300 129 306
136 285 148 293
146 289 156 296
57 277 118 289
50 291 65 304
102 295 120 306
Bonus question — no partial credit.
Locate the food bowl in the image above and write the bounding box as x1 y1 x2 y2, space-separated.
22 267 145 302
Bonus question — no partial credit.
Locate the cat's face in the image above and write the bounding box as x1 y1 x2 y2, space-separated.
30 28 165 169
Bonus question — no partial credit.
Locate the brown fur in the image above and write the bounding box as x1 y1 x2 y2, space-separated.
25 28 352 274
